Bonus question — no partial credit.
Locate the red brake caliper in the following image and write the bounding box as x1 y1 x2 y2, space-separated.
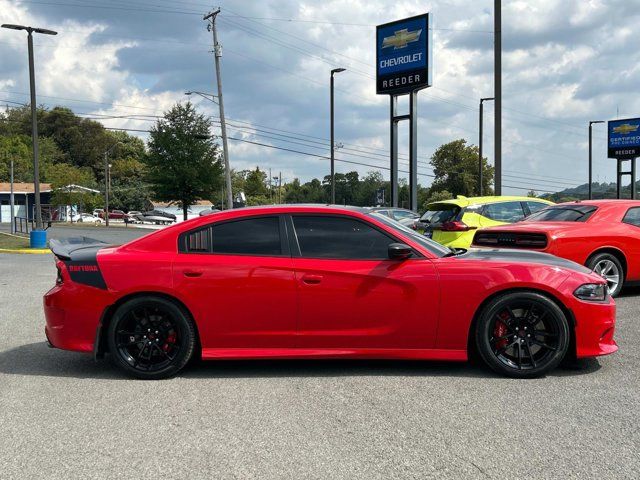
494 311 510 350
163 332 177 352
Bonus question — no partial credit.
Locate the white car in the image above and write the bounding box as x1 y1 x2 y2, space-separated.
73 213 103 224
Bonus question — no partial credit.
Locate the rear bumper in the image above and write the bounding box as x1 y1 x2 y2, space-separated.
43 283 110 353
573 298 618 358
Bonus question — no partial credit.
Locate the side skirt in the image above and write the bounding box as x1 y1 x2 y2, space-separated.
201 348 467 362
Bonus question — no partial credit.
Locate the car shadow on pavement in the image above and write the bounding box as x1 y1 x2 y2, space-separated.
0 342 124 380
0 342 601 380
184 356 602 379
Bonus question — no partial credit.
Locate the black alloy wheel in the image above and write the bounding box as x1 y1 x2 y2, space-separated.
475 292 569 378
107 296 195 379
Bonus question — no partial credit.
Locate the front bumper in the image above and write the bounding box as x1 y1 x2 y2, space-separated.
572 297 618 358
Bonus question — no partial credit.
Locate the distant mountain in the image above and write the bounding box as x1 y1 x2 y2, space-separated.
539 181 640 202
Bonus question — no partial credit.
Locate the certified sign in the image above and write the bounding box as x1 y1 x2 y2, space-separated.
376 13 432 95
608 118 640 159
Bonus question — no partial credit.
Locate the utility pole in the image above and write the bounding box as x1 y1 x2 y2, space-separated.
204 8 233 210
2 24 57 230
330 68 346 204
588 120 604 200
479 97 494 196
494 0 502 196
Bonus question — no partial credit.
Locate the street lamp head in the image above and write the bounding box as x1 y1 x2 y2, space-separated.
185 91 193 95
33 28 57 35
1 24 57 35
2 24 26 31
590 120 605 125
481 97 495 102
331 68 346 75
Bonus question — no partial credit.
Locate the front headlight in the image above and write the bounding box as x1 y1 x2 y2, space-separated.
574 283 608 301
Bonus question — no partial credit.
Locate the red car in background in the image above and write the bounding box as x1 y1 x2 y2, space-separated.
99 209 126 220
473 200 640 297
44 205 616 380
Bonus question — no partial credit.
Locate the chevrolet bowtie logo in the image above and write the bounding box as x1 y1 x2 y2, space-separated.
382 28 422 49
613 124 639 135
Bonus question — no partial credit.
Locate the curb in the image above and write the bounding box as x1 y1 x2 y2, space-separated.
0 248 51 255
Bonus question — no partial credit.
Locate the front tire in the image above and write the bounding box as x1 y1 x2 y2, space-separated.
587 253 624 297
475 292 570 378
107 296 196 379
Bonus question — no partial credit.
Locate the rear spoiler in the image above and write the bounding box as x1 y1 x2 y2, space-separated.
49 237 113 261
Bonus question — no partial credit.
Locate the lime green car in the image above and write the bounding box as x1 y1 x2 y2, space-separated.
418 196 554 250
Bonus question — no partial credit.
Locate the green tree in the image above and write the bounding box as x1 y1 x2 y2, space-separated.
0 135 62 183
48 163 100 210
421 189 453 211
430 139 493 197
145 102 223 220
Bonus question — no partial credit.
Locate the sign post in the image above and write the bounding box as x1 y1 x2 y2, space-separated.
377 13 432 211
608 118 640 199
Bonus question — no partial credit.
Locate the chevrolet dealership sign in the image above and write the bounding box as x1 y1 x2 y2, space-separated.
608 118 640 159
376 14 432 95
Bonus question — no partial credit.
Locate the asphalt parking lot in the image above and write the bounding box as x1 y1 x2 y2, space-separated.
1 248 639 479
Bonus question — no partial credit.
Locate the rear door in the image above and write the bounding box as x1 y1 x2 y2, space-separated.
173 215 298 349
289 214 439 349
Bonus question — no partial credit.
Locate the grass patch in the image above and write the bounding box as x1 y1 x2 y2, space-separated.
0 232 31 249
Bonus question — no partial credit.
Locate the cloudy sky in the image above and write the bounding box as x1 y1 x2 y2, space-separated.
1 0 639 194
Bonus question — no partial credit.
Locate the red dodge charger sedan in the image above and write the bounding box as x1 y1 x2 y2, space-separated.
44 205 617 379
473 200 640 297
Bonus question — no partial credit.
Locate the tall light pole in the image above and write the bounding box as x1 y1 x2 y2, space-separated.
204 9 233 210
330 68 345 204
479 97 494 196
493 1 502 196
2 24 57 230
103 141 121 227
589 120 604 200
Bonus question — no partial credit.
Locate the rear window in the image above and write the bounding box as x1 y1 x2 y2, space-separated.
425 203 461 224
526 205 597 222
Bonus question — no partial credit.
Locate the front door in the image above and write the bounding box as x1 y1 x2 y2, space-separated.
289 214 439 350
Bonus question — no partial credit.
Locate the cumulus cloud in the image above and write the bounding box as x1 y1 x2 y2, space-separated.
1 0 639 190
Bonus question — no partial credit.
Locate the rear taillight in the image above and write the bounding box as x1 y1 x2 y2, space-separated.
440 221 477 232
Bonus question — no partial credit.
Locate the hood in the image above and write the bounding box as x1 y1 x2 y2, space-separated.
457 248 592 274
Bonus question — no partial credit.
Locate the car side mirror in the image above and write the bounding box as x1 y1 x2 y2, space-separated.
388 243 413 260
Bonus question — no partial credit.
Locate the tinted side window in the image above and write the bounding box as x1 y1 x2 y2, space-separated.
623 207 640 227
293 216 393 259
483 202 525 223
212 217 281 255
526 201 548 216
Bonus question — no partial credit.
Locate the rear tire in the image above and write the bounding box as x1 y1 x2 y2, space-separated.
587 253 624 297
107 296 196 379
475 292 570 378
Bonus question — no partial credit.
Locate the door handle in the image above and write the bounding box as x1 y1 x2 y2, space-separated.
301 274 323 285
183 270 203 278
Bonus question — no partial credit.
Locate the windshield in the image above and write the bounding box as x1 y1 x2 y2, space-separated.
525 205 597 222
370 212 450 257
425 203 461 225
